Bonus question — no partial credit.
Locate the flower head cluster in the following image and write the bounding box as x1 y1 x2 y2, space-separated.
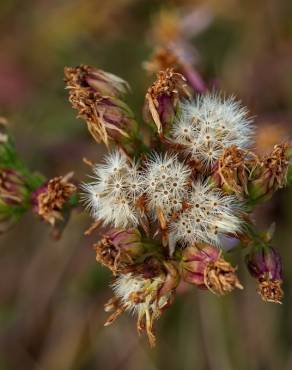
71 62 291 346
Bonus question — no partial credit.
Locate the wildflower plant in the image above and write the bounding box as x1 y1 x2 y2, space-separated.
62 58 291 347
1 21 292 348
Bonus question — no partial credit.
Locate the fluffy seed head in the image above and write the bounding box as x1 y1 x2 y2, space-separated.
169 181 243 247
142 152 191 220
82 151 143 228
170 93 253 168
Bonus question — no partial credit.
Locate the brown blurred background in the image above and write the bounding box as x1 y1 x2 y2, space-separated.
1 1 292 369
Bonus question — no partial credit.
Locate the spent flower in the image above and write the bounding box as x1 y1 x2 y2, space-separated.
180 244 243 295
248 143 290 202
104 258 180 346
64 65 138 148
246 245 283 304
143 68 191 135
32 173 76 226
94 228 144 274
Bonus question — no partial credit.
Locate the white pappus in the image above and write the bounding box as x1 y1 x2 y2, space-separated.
170 93 253 168
169 181 243 247
82 151 143 228
141 152 191 220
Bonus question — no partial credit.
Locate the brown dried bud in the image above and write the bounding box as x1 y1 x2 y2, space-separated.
180 244 243 295
213 145 258 195
64 65 138 147
258 280 283 304
0 168 30 232
32 173 76 226
94 228 144 274
248 143 290 202
205 257 243 295
143 68 191 135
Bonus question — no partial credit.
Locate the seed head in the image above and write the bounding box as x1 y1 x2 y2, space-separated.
170 94 253 169
170 181 243 247
104 258 179 346
82 151 143 228
142 152 191 220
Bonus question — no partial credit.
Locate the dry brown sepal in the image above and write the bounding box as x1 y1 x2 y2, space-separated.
205 257 243 296
35 173 76 226
258 280 283 304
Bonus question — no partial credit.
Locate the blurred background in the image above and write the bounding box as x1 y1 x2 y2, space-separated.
1 0 292 369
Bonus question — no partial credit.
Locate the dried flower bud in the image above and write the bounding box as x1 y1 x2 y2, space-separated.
143 68 191 135
180 244 243 295
32 173 76 226
212 145 258 195
64 65 138 148
94 228 144 274
0 168 30 232
248 143 290 202
0 168 28 206
64 64 129 98
104 258 180 347
246 246 283 303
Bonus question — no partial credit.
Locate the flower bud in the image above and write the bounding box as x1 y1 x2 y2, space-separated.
0 168 28 206
212 145 257 195
94 228 144 274
0 168 30 232
143 68 191 135
248 143 290 203
180 244 243 295
246 246 283 303
64 64 129 98
64 65 138 148
32 173 76 227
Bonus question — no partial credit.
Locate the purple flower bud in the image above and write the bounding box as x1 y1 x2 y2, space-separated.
246 246 283 303
180 244 243 295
